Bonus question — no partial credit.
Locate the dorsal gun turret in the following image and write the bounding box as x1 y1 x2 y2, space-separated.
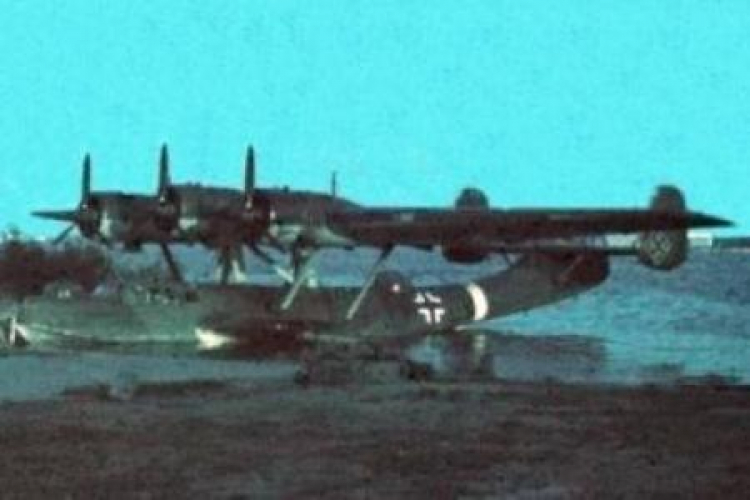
455 188 489 210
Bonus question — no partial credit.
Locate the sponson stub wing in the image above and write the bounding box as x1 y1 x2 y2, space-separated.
326 185 730 249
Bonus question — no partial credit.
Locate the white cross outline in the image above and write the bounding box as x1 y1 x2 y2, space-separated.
642 231 674 265
414 291 446 325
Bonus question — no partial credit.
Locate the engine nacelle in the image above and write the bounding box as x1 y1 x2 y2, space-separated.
442 245 490 264
121 240 143 253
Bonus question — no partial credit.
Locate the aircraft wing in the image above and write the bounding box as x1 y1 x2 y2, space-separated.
327 208 730 249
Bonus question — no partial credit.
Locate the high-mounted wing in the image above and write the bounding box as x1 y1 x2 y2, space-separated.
328 208 727 245
326 186 730 248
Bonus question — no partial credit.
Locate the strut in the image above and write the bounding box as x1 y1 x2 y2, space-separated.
279 250 318 311
216 245 248 284
159 243 184 283
345 245 393 321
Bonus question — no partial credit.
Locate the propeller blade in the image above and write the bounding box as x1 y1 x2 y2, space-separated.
32 210 79 222
217 246 232 285
265 233 288 254
94 231 111 248
233 244 247 276
158 143 170 196
245 145 255 197
249 243 294 283
82 154 91 201
52 225 76 245
159 242 184 283
249 243 277 266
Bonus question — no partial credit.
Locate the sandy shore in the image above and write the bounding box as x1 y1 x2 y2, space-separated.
0 376 748 499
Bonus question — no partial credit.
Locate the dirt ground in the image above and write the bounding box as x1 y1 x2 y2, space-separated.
0 376 748 499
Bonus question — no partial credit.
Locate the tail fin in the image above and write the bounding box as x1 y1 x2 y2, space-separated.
637 186 688 270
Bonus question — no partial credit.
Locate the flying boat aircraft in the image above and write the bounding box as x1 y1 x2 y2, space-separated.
34 145 730 313
9 173 734 378
3 190 734 379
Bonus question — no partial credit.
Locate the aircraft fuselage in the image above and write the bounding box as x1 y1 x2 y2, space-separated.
3 251 609 350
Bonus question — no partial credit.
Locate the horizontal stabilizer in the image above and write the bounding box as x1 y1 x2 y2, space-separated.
487 187 716 270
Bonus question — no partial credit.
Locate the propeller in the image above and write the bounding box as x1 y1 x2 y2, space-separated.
82 153 91 198
245 145 255 203
76 154 103 238
158 144 170 199
240 145 274 241
33 154 106 244
199 144 287 283
52 225 75 245
153 144 181 234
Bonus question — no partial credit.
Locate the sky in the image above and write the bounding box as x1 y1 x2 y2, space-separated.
1 0 749 235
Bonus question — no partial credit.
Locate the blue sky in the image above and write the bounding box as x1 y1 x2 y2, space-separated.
1 0 749 235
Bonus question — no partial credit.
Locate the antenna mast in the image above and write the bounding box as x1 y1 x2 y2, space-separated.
331 171 338 198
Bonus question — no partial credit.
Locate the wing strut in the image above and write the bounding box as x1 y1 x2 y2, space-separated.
279 250 318 311
345 245 394 321
232 245 247 282
216 245 247 284
159 243 184 283
249 244 295 283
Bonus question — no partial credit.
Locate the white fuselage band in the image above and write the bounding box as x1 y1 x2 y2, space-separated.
465 282 489 322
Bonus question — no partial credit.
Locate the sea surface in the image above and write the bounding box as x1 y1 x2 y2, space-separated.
493 250 750 383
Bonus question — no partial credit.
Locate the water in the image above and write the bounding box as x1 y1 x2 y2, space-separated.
0 351 298 401
1 249 749 401
496 251 750 383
